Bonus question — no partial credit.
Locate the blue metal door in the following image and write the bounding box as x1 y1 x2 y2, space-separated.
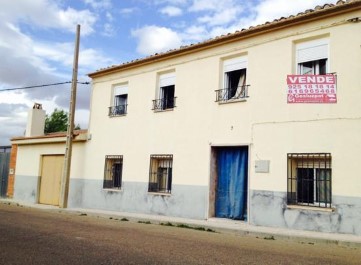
215 147 248 220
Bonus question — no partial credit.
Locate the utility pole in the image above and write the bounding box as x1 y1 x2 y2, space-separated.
60 24 80 208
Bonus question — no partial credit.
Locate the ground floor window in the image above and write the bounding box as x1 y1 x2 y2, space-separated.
103 155 123 189
148 155 173 194
287 153 331 208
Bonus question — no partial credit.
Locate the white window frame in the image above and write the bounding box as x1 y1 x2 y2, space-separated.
287 153 332 209
111 84 128 116
157 72 176 110
103 155 123 190
222 56 248 101
113 84 128 106
148 154 173 194
296 38 329 75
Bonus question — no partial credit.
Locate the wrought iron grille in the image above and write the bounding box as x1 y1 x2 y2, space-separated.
148 155 173 193
152 97 176 111
215 85 250 102
108 104 127 116
103 155 123 189
287 153 332 208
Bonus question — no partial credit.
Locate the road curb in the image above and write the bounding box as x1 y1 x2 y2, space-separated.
1 199 360 248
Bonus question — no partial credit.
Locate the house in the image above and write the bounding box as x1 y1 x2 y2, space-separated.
8 0 361 236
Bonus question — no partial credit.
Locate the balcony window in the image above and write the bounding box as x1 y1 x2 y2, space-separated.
153 72 176 111
109 84 128 116
216 56 249 102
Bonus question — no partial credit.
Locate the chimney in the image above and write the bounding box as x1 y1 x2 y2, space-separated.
25 103 46 137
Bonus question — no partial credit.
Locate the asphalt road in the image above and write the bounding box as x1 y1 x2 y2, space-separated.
0 203 360 265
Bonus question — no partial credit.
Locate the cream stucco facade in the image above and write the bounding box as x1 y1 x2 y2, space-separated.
11 1 361 235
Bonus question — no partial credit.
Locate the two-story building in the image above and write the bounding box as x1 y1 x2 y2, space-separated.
10 0 361 236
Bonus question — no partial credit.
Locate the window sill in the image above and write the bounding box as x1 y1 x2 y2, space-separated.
287 205 335 212
217 98 248 104
153 108 174 113
109 114 127 117
148 192 172 196
103 188 123 193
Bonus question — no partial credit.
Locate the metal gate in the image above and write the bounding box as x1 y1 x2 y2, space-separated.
0 152 10 197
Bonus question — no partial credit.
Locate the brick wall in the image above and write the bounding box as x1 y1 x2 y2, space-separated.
7 144 17 198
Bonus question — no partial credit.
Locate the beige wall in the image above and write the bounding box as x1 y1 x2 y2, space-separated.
15 142 85 180
85 10 361 197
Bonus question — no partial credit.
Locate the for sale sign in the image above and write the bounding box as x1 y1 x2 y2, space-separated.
287 75 337 103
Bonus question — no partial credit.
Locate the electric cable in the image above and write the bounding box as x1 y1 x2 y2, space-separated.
0 81 90 92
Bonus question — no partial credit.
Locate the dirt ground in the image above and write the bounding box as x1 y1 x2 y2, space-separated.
0 203 360 265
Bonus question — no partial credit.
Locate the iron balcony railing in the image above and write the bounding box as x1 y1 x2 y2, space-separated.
108 104 127 116
215 85 250 102
152 97 176 111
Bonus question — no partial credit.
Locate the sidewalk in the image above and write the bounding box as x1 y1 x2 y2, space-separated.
2 198 361 248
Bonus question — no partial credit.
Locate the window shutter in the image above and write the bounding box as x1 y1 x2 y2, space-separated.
159 73 175 87
114 84 128 96
297 39 328 63
223 56 247 72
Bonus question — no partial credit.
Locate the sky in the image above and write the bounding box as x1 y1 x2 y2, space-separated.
0 0 339 145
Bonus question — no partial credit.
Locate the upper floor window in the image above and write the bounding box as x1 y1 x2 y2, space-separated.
287 153 332 208
109 84 128 116
296 38 329 75
216 56 249 102
153 72 176 111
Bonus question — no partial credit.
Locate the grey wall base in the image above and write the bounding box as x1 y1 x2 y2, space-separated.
13 176 361 235
250 190 361 236
69 179 208 220
14 175 38 204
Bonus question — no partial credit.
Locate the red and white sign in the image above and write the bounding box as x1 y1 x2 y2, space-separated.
287 75 337 103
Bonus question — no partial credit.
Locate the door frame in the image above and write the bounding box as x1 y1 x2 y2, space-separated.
37 154 64 206
208 144 250 222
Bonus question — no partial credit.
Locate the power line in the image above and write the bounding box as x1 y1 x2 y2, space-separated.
0 81 90 92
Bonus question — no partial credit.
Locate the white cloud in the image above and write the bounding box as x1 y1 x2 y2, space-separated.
131 25 182 55
0 1 97 35
78 48 115 73
83 0 112 10
103 23 116 37
0 8 114 113
188 0 219 11
181 25 208 42
198 6 243 26
160 6 183 16
251 0 338 26
152 0 188 5
32 41 114 73
106 12 114 21
0 116 27 145
181 0 339 44
57 8 97 35
119 8 138 15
